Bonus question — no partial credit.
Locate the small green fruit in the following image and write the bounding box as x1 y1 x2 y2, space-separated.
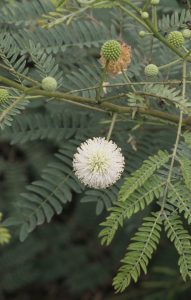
101 40 121 61
182 29 191 39
151 0 160 5
139 31 146 38
167 31 184 48
144 64 159 77
0 89 10 104
141 12 149 19
42 76 58 92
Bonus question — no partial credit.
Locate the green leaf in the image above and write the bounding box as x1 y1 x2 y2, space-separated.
99 175 164 246
164 211 191 281
113 213 162 292
119 150 169 202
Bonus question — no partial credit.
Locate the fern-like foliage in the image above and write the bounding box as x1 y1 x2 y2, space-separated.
10 17 117 54
81 128 173 216
99 175 164 246
142 84 190 110
1 111 95 144
164 211 191 281
118 150 170 203
0 227 11 245
177 133 191 190
0 0 53 26
0 31 29 82
0 93 29 129
42 0 118 28
168 183 191 224
0 213 11 245
1 0 191 296
183 131 191 149
4 139 83 241
81 184 119 215
113 213 162 292
158 9 191 33
63 63 101 97
180 158 191 190
27 41 63 84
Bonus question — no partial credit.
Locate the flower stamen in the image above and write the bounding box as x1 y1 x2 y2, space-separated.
73 137 125 189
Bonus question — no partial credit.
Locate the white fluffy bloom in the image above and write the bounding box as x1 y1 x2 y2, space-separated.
73 137 125 189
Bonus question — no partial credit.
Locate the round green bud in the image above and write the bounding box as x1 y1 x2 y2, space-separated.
182 29 191 39
151 0 160 5
144 64 159 77
41 76 58 92
167 31 184 48
0 89 9 104
101 40 121 61
141 12 149 19
139 31 146 38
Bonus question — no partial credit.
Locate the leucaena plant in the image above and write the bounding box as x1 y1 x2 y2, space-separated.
1 0 191 295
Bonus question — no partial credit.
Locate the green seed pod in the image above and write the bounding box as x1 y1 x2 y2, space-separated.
182 29 191 39
141 12 149 19
144 64 159 77
167 31 184 48
101 40 121 61
41 76 58 92
139 31 146 38
151 0 160 5
0 89 10 104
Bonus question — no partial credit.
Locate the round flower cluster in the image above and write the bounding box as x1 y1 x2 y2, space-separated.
41 76 58 92
141 12 149 19
151 0 160 5
144 64 159 77
182 29 191 39
73 137 125 189
101 40 121 61
100 40 132 75
139 31 146 38
167 31 184 48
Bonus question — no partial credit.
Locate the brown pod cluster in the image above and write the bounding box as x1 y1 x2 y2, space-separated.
100 42 132 75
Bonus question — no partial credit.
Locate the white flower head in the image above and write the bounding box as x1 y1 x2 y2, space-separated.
73 137 125 189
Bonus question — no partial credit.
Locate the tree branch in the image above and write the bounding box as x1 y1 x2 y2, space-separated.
1 75 191 127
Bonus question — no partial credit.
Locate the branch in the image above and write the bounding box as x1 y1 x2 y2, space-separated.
144 19 191 63
1 75 191 127
118 1 191 63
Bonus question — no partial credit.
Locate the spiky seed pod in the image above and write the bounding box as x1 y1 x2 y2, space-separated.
101 40 121 62
151 0 160 5
0 89 10 104
182 29 191 39
139 31 146 38
41 76 58 92
100 42 132 75
167 31 184 48
144 64 159 77
141 12 149 19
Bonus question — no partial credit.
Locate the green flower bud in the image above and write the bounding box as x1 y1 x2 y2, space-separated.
42 77 58 92
167 31 184 48
141 12 149 19
182 29 191 39
101 40 121 61
151 0 160 5
144 64 159 77
139 31 146 38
